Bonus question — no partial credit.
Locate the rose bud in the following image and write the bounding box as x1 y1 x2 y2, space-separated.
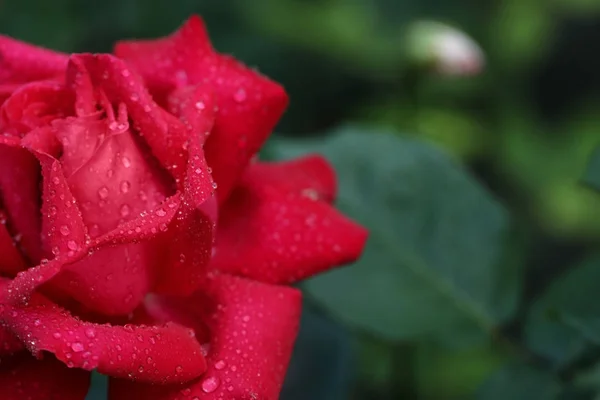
406 20 485 76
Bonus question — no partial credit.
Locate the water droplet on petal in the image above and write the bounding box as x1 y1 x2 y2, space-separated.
233 88 247 103
201 376 220 393
59 225 70 236
214 360 226 370
98 186 109 199
71 342 84 352
122 157 132 168
120 204 131 217
120 181 131 194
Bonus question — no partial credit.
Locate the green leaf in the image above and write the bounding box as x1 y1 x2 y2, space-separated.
582 146 600 193
525 254 600 368
281 303 354 400
85 372 108 400
269 126 521 346
476 363 561 400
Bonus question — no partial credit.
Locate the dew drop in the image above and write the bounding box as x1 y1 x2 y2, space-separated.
71 342 84 352
175 365 183 374
67 240 78 251
155 209 167 217
195 101 205 110
122 156 132 168
214 360 226 370
59 225 70 236
85 328 96 338
233 88 247 103
98 186 109 199
120 181 131 194
120 204 131 217
201 376 220 393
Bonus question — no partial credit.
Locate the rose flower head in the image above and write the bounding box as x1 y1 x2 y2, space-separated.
0 15 367 400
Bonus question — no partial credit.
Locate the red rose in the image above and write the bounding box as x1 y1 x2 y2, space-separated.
0 16 367 400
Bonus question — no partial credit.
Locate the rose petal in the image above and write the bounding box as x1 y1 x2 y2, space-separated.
108 274 301 400
32 151 88 259
52 116 106 178
21 126 61 156
0 281 207 383
154 138 215 295
212 159 368 284
68 126 173 237
0 326 24 355
0 353 90 400
5 194 181 315
0 83 21 106
0 80 73 133
0 35 67 84
115 15 288 201
0 209 26 276
0 138 44 263
68 53 214 183
244 155 337 203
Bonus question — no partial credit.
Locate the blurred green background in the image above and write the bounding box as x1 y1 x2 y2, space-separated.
4 0 600 399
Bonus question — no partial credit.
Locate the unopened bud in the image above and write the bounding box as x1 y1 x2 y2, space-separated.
406 21 485 76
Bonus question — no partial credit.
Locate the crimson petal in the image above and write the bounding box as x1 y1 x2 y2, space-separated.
212 158 368 284
6 195 182 315
0 326 24 355
0 35 67 84
0 80 73 133
108 274 301 400
154 138 215 295
0 353 90 400
115 15 288 202
0 137 44 263
69 53 214 183
0 209 26 276
33 150 88 259
0 281 207 384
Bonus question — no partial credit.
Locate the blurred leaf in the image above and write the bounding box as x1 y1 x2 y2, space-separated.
553 0 600 14
476 363 561 400
525 254 600 368
415 343 508 398
356 336 394 391
281 303 354 400
234 0 406 78
85 372 108 400
582 146 600 192
498 111 600 239
488 0 555 68
270 126 522 346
